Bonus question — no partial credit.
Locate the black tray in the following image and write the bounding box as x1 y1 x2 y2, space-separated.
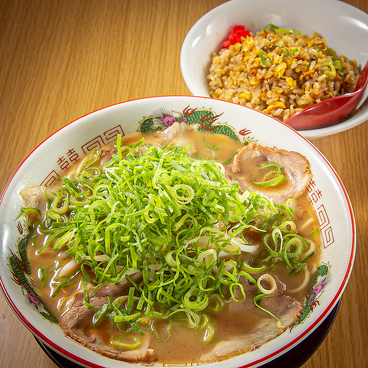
36 299 340 368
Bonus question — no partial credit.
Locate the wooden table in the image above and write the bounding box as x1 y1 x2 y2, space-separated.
0 0 367 367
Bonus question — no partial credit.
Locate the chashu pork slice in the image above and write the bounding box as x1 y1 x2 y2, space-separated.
20 185 47 210
60 283 156 363
147 122 199 156
20 185 48 221
199 275 303 363
228 143 312 204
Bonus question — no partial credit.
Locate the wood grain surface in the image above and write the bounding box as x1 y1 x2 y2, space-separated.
0 0 367 367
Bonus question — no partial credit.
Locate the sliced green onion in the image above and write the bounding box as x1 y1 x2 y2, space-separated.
92 303 109 327
199 315 216 343
254 175 284 187
202 137 222 151
110 337 141 350
334 59 343 75
257 274 276 295
283 48 299 57
320 61 337 79
327 47 338 61
207 294 225 312
312 46 327 57
16 207 41 219
254 294 280 321
263 23 279 31
259 49 273 66
152 318 172 342
221 152 238 166
253 162 285 187
274 28 301 35
308 228 320 238
51 269 80 297
240 261 266 274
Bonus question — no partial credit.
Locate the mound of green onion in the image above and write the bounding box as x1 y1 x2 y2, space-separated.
34 136 314 342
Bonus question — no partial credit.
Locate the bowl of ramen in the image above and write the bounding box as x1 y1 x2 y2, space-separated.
0 96 355 367
180 0 368 140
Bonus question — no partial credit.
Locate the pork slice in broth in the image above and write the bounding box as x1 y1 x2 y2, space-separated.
199 275 302 363
20 185 47 216
152 121 192 143
60 284 156 362
100 146 116 164
148 122 198 154
228 143 312 204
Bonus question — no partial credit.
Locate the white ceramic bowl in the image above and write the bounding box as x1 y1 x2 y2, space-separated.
0 96 355 367
180 0 368 140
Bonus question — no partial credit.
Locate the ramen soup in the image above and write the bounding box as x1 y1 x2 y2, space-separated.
20 123 320 364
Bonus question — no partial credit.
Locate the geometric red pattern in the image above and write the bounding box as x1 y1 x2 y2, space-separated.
41 125 125 185
40 170 59 187
81 125 125 154
317 204 334 248
81 135 105 154
317 204 330 229
322 225 335 248
103 125 125 143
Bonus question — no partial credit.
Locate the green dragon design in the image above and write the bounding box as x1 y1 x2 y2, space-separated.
290 263 331 329
138 105 255 144
8 231 58 324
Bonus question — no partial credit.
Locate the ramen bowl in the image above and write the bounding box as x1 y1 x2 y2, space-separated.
0 96 355 367
180 0 368 140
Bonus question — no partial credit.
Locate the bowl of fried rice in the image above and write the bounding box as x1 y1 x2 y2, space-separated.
180 0 368 139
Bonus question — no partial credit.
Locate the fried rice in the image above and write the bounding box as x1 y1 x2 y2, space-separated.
207 28 360 121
